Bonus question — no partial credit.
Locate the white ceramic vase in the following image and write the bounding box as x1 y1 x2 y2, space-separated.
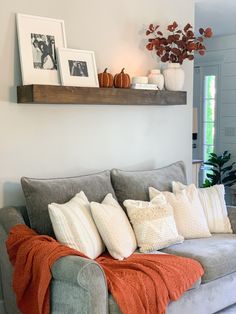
148 69 164 90
163 63 185 91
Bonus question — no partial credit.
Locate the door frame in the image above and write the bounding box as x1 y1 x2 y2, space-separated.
194 58 223 159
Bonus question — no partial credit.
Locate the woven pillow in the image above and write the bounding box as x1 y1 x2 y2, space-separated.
90 194 137 260
123 193 184 253
173 182 232 234
149 185 211 239
48 191 105 259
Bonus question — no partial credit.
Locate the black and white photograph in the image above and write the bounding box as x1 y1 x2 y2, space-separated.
16 14 67 85
58 48 99 87
68 60 88 77
31 33 57 70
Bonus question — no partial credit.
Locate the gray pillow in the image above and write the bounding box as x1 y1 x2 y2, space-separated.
21 170 115 236
111 161 187 205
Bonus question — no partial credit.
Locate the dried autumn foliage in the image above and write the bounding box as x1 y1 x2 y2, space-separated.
146 22 213 64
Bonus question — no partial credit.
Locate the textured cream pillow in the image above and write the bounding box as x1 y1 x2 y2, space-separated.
90 194 137 260
149 185 211 239
173 182 232 234
48 191 105 259
123 194 184 253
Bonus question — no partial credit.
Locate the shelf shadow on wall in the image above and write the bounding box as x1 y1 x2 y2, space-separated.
9 19 21 104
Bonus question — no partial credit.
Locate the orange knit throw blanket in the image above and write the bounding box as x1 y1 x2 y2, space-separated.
6 224 204 314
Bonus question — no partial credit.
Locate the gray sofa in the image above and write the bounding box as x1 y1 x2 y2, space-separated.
0 161 236 314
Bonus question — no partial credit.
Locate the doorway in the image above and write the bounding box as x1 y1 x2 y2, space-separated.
193 63 220 184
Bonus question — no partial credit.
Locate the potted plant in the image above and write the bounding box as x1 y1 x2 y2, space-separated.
145 22 213 90
203 151 236 187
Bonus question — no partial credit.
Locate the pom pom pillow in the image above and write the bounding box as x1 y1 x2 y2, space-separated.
124 193 184 252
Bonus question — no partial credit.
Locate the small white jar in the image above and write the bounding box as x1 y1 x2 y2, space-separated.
148 69 164 90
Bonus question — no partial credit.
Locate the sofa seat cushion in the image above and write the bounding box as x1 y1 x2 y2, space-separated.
111 161 187 206
21 171 116 236
161 234 236 283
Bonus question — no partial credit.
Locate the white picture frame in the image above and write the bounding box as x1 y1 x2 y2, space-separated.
16 13 67 85
57 48 99 87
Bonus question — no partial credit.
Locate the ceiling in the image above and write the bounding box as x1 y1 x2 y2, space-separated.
195 0 236 36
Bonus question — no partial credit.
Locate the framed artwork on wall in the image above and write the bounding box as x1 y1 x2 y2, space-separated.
57 48 99 87
16 13 67 85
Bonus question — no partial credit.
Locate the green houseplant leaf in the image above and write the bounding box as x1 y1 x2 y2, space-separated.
203 151 236 188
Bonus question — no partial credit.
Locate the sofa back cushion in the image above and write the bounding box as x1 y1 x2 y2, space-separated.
21 170 115 236
111 161 187 205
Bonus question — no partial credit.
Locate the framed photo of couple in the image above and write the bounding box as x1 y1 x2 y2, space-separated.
17 14 67 85
16 14 98 87
57 48 99 87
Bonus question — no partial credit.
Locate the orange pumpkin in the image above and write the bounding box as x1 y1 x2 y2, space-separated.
114 68 131 88
98 68 113 88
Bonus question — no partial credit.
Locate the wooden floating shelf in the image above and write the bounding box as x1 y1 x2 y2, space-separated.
17 84 187 106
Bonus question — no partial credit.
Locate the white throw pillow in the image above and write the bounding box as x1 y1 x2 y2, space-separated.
90 194 137 260
149 185 211 239
124 194 184 253
173 182 232 234
48 191 105 259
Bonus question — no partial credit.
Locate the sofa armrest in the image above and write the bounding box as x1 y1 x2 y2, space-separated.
0 207 25 314
51 255 108 314
227 206 236 234
0 207 109 314
0 207 26 234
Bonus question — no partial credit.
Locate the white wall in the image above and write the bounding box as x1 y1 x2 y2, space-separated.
0 1 194 311
195 34 236 160
0 0 194 208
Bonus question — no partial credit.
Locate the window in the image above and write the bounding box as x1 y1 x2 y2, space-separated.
202 75 216 181
203 75 216 162
193 64 219 185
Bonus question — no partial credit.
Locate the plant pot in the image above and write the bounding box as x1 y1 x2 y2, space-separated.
163 63 185 91
148 69 164 90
